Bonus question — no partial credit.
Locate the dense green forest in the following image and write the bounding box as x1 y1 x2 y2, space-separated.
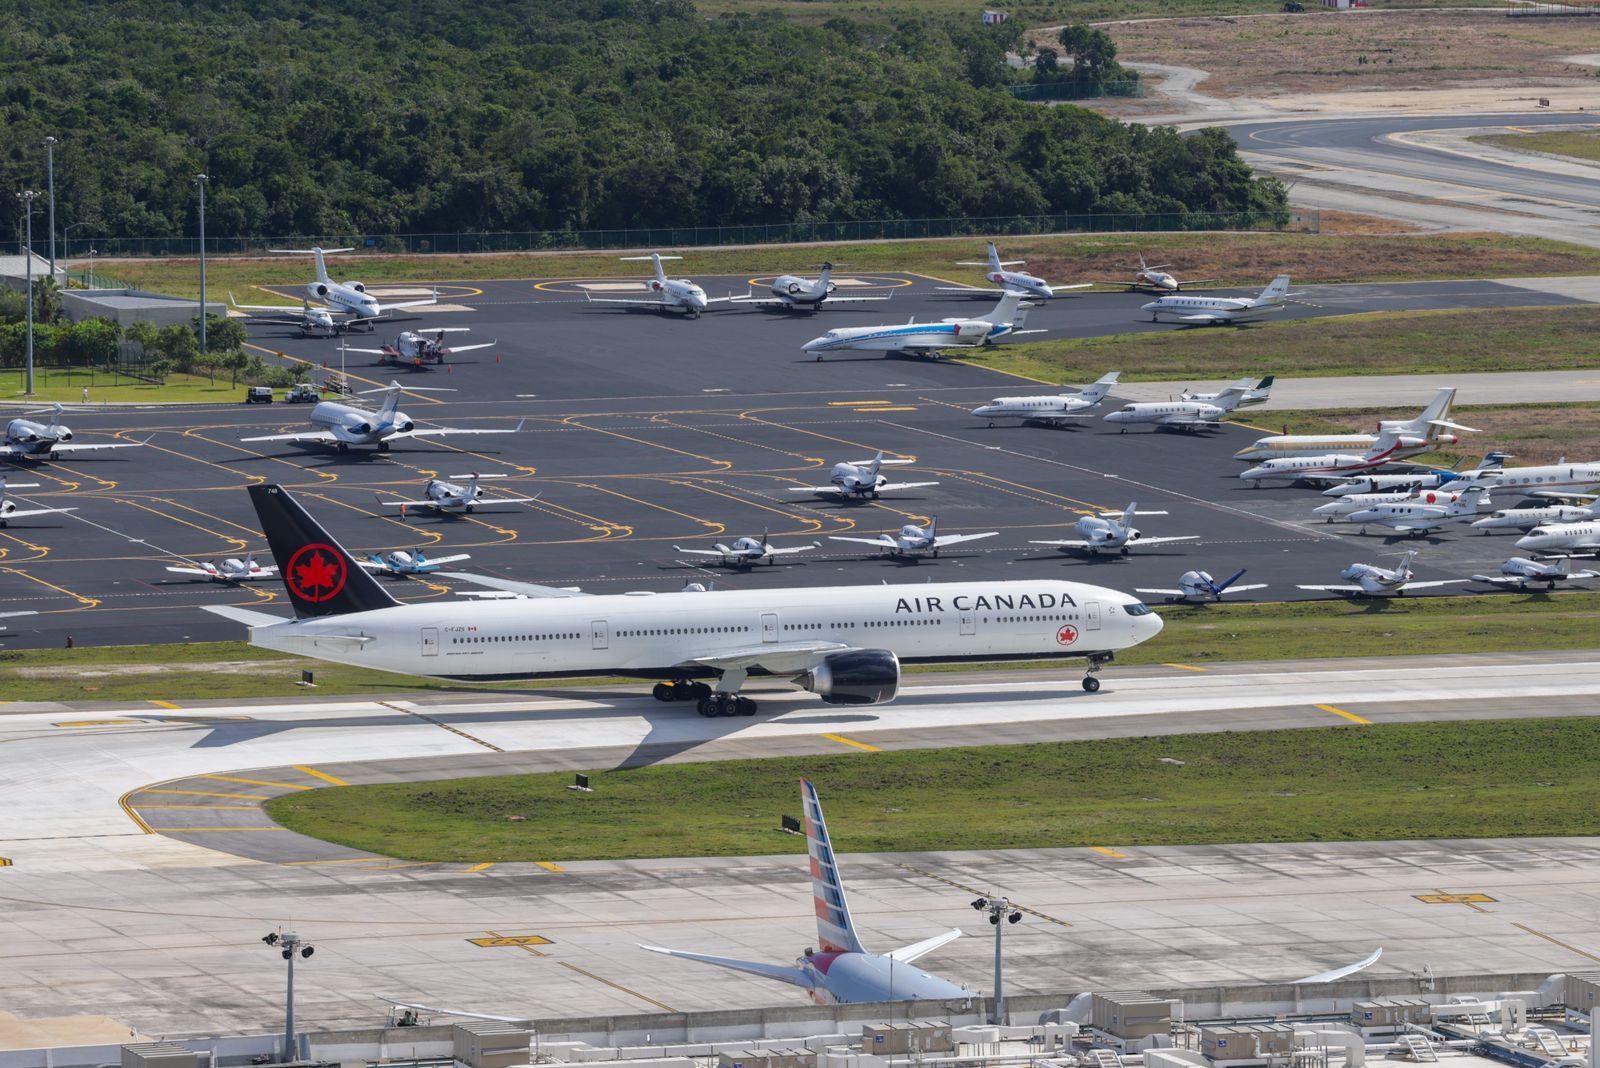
0 0 1283 240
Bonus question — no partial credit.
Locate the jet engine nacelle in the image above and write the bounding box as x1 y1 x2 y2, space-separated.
12 430 39 443
393 416 414 433
349 281 366 292
948 320 990 339
313 283 329 297
786 281 805 295
800 649 900 706
345 418 373 435
55 427 72 440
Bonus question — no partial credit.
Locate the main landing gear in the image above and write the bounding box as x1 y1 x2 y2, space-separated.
1082 652 1114 693
652 679 757 717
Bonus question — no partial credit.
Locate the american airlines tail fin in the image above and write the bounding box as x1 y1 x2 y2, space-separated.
1078 371 1121 404
247 484 400 619
803 778 866 953
1258 275 1291 302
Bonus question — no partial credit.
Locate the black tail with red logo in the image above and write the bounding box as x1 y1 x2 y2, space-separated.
248 484 399 619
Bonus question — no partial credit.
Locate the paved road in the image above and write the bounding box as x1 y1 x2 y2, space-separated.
3 653 1600 1035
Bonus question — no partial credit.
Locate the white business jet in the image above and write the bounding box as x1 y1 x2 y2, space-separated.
229 293 344 337
1142 275 1301 325
377 473 537 514
801 291 1041 360
1236 388 1474 462
971 372 1120 427
0 478 76 527
1298 552 1467 597
788 452 938 501
1 404 149 461
584 253 730 318
1336 488 1489 537
1471 503 1598 533
241 381 523 453
936 242 1090 300
1096 255 1216 294
731 262 891 312
345 328 495 366
1103 385 1248 432
1515 520 1600 556
267 247 439 330
1183 375 1273 408
830 518 997 560
1030 502 1199 556
1473 557 1598 590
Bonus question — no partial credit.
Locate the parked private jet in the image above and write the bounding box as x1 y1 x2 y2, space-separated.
788 452 939 502
241 382 523 453
1471 503 1599 533
1298 552 1467 597
971 372 1120 427
1030 503 1199 556
229 293 344 337
1182 375 1274 408
1235 388 1474 462
1516 521 1600 556
1103 386 1248 432
1095 255 1216 294
268 247 439 329
345 328 496 367
1473 557 1599 590
800 291 1041 360
2 404 149 461
1141 275 1302 325
584 253 731 318
0 479 76 527
830 518 997 560
377 473 537 514
731 263 891 312
935 242 1091 300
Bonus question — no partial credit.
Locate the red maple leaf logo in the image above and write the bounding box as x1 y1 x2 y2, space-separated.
286 544 347 602
1056 624 1078 646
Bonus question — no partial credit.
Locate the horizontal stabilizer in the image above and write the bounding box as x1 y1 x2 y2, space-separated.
439 572 588 598
202 605 293 629
886 928 962 963
1292 947 1382 985
638 945 813 989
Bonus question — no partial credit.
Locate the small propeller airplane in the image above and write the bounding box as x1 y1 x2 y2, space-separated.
344 328 496 367
359 549 472 576
2 404 150 461
1094 254 1217 293
787 451 939 502
1030 502 1200 556
229 293 345 337
1137 568 1267 604
584 253 732 318
730 262 892 312
165 553 279 584
377 474 538 515
1472 557 1599 590
829 517 998 560
0 478 76 527
935 242 1091 300
672 531 821 569
1297 551 1469 598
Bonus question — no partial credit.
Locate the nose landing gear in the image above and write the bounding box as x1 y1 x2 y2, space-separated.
1082 652 1114 693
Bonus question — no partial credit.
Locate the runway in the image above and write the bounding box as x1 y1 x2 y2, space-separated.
2 652 1599 1036
0 272 1589 651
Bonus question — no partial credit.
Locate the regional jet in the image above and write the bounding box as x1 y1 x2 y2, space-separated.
1141 275 1300 325
730 262 891 312
0 479 75 527
788 451 938 502
583 253 731 319
971 372 1120 427
1515 521 1600 556
1030 502 1199 556
1471 503 1598 533
1183 375 1274 408
269 247 439 330
643 779 970 1003
165 553 278 584
345 328 496 367
240 382 523 453
1102 385 1249 432
1234 388 1475 462
359 550 471 576
1094 255 1216 294
830 518 997 560
229 292 344 337
1473 557 1599 590
377 473 537 514
1 404 149 461
935 242 1091 300
1297 552 1467 597
673 531 821 569
800 291 1042 360
1137 568 1266 604
204 485 1163 710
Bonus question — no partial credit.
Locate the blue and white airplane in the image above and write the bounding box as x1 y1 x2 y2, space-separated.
641 779 969 1004
801 291 1043 360
358 549 472 576
1138 568 1267 604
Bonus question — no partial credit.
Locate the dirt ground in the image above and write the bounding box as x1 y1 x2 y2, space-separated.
1104 10 1600 97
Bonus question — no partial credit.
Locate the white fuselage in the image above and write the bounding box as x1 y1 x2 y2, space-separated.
1312 490 1418 519
306 278 382 321
1473 505 1596 532
803 319 1006 355
769 275 831 306
1104 401 1226 428
1141 295 1277 323
1340 563 1411 595
5 417 70 454
654 277 709 313
1516 521 1600 553
986 269 1053 299
971 395 1094 424
308 399 412 446
247 580 1160 681
1479 462 1600 497
1235 432 1443 462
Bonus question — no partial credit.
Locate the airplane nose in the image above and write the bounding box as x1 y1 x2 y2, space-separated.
1312 502 1341 516
802 337 826 352
1471 517 1494 528
1240 467 1266 481
1515 533 1540 549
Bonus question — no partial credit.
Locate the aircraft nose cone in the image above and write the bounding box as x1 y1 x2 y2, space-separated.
1312 502 1340 516
1471 517 1494 528
803 337 826 352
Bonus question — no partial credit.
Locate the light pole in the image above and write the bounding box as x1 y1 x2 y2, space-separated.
195 173 209 353
971 897 1022 1025
44 136 57 278
18 190 38 397
263 930 314 1063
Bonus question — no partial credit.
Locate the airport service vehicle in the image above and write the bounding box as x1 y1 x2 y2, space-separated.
377 473 537 515
1 404 148 461
1473 456 1600 501
165 553 278 584
1137 568 1266 604
286 383 321 404
1182 375 1273 408
359 550 471 576
207 485 1164 709
346 328 495 367
1030 502 1199 556
800 291 1042 360
1297 552 1468 598
265 247 438 329
228 293 345 337
1471 503 1599 533
240 381 523 454
1472 557 1599 590
935 242 1091 300
730 262 891 312
0 478 75 527
1321 453 1507 497
1141 275 1300 325
642 779 970 1004
673 532 821 569
1103 386 1248 432
1336 488 1488 537
830 518 997 560
1094 254 1216 294
1235 388 1474 462
788 452 939 502
971 372 1120 427
244 386 275 405
583 253 731 319
1516 520 1600 556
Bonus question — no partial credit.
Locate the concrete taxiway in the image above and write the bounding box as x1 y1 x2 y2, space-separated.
2 653 1600 1036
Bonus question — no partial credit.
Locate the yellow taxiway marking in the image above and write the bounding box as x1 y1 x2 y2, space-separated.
147 699 181 710
1090 846 1129 859
135 803 264 810
536 860 565 873
821 733 881 752
465 862 496 874
1316 703 1371 725
54 719 140 728
1164 663 1208 673
857 406 917 412
139 788 272 801
201 774 314 790
293 765 349 787
829 400 890 406
118 792 154 834
155 826 288 833
0 857 12 867
469 934 551 947
1416 891 1496 912
1506 126 1536 134
1 568 99 607
558 961 677 1013
1511 921 1600 963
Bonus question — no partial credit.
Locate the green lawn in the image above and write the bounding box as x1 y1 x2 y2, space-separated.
265 717 1600 862
976 305 1600 383
0 368 246 405
8 593 1600 703
1475 129 1600 166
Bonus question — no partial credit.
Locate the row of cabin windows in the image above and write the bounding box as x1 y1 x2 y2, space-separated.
618 625 750 637
453 632 578 645
450 612 1093 647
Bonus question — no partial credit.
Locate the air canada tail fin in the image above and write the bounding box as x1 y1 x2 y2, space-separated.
248 484 399 619
802 779 865 954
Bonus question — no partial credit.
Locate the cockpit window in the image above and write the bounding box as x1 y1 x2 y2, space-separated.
1124 602 1153 616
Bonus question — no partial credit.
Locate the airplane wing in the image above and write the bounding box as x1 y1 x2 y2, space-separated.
1401 579 1471 590
475 495 539 505
28 440 148 455
935 286 1013 296
399 419 525 440
1005 329 1048 337
585 293 665 307
356 559 389 571
0 610 37 621
1174 313 1229 324
372 995 528 1025
1030 539 1091 549
877 480 940 492
1174 278 1219 287
729 295 791 306
438 572 590 598
931 531 999 548
638 945 812 990
886 928 963 963
816 295 891 304
165 566 215 578
418 554 471 567
1292 947 1382 985
342 346 389 355
788 485 847 495
829 535 897 548
1528 490 1599 501
765 542 820 555
1296 584 1366 593
376 498 440 507
441 341 496 355
1157 413 1221 425
672 547 728 558
241 430 340 445
1126 535 1200 546
1471 575 1527 588
1227 583 1269 593
689 640 850 675
0 506 77 520
1135 588 1184 596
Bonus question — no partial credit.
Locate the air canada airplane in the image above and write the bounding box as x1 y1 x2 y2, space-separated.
642 779 971 1004
205 485 1164 713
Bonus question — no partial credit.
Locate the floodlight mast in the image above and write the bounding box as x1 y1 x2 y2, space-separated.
262 930 315 1062
971 897 1023 1024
